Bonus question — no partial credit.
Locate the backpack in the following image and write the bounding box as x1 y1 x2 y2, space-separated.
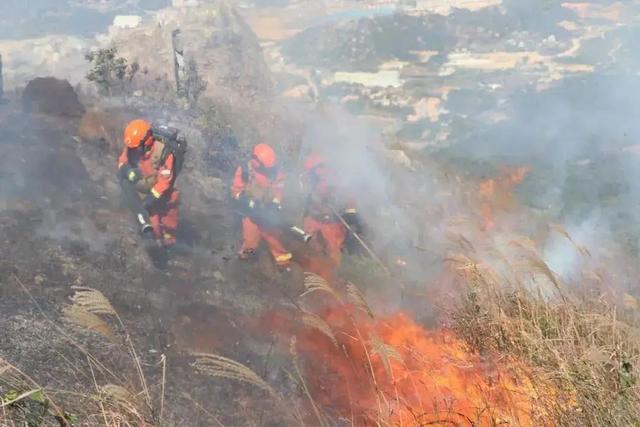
151 124 188 183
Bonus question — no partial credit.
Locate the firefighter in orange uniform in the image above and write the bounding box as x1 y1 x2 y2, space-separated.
231 144 293 268
118 119 180 247
302 154 360 266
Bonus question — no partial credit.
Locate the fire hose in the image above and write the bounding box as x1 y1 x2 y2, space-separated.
330 206 391 276
233 198 312 243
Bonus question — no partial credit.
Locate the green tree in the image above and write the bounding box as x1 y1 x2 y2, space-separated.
85 47 139 96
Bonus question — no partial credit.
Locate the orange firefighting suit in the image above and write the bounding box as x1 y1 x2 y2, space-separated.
303 162 353 266
118 139 179 245
231 162 292 266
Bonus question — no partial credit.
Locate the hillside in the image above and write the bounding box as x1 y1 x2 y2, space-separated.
1 1 640 426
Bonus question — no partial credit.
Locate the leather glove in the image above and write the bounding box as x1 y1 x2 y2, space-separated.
120 165 142 183
127 168 142 183
236 192 256 210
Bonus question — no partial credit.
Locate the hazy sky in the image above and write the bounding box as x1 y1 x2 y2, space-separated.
0 0 169 39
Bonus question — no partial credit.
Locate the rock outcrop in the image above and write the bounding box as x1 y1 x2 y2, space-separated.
111 1 272 100
22 77 85 117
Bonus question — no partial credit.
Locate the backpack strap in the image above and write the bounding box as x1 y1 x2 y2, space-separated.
149 139 164 164
126 146 142 167
159 140 173 164
241 161 251 183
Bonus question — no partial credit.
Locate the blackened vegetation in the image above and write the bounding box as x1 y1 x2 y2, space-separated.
0 85 303 424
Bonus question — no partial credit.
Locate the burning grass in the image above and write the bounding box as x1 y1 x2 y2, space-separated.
478 166 531 232
449 244 640 426
254 274 557 426
3 224 637 426
290 309 555 426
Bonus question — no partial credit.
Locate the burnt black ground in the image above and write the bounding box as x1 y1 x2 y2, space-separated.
0 103 309 426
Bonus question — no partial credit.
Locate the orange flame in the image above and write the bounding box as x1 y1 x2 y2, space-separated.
478 166 531 231
265 303 552 426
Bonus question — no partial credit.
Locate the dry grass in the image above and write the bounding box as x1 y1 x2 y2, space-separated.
346 281 374 318
297 272 393 424
3 281 167 426
522 252 566 300
62 305 116 341
68 287 118 316
191 352 305 425
301 311 338 347
289 337 327 427
10 226 636 426
301 272 343 302
98 384 143 422
450 238 640 427
371 335 403 381
63 287 152 414
549 223 591 257
191 353 275 395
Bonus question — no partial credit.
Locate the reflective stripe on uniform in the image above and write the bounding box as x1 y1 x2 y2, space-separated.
275 253 293 263
344 208 357 214
151 188 162 198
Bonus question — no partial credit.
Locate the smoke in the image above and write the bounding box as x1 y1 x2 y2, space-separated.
283 2 640 305
543 216 604 282
488 80 639 282
2 3 639 422
3 0 638 295
296 107 421 273
291 104 460 315
0 104 121 253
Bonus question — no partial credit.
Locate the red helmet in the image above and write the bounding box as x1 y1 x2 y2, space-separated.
253 143 277 168
304 153 325 171
123 119 151 148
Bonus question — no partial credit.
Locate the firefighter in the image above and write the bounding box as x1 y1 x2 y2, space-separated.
231 143 293 268
118 119 180 247
301 153 361 266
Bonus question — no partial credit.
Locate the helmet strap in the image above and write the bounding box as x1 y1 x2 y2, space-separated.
251 155 278 180
142 130 153 147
